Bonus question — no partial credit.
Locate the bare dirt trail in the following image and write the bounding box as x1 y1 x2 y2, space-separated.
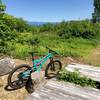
0 75 28 100
85 46 100 66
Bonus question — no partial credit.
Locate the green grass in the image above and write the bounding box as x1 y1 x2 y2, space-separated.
8 42 33 59
8 32 99 62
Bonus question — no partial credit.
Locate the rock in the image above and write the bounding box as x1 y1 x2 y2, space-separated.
0 58 15 76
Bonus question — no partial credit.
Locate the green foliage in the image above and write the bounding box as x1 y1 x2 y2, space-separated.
29 20 100 40
92 0 100 22
57 69 96 88
0 3 30 54
0 21 17 40
39 23 54 32
2 14 30 32
14 18 30 32
0 1 100 60
31 26 40 34
16 33 34 44
10 32 99 59
1 15 99 58
57 20 98 39
0 4 6 13
9 43 33 59
0 18 18 53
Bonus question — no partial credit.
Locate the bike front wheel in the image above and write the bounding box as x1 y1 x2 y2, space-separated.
8 64 31 89
45 60 62 79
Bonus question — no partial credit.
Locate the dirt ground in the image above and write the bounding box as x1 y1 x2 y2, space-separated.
85 46 100 66
0 74 28 100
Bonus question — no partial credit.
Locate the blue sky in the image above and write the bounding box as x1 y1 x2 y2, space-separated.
3 0 94 22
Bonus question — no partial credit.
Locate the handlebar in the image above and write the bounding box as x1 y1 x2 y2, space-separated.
45 46 59 55
29 46 59 56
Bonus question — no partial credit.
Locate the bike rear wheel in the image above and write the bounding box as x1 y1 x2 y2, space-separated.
8 64 31 89
45 60 62 79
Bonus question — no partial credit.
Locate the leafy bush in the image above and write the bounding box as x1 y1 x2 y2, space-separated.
2 14 30 32
57 20 98 39
39 23 54 32
0 3 29 54
57 69 96 88
0 4 6 13
0 20 18 53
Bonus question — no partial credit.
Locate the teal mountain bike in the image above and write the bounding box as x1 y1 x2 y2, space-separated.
7 46 62 92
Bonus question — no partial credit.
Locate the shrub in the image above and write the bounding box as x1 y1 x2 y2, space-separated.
57 20 98 39
0 19 17 53
57 69 96 88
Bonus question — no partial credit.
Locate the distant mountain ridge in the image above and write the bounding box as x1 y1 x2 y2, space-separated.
28 22 58 26
28 22 47 26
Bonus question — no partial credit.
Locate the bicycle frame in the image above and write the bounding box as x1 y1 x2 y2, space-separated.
20 52 53 79
33 53 53 71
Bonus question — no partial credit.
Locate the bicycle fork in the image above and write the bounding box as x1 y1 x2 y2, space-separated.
50 58 55 71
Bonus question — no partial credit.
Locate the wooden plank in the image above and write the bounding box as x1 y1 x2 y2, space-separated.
26 80 100 100
66 63 100 82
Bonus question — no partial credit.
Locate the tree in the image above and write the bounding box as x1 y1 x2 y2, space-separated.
0 0 17 53
92 0 100 22
0 0 6 14
14 18 29 32
40 23 54 32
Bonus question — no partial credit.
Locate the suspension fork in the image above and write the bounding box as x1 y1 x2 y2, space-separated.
50 58 53 63
50 58 55 70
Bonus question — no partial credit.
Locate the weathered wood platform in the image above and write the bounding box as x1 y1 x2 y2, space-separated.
26 64 100 100
26 80 100 100
66 63 100 82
